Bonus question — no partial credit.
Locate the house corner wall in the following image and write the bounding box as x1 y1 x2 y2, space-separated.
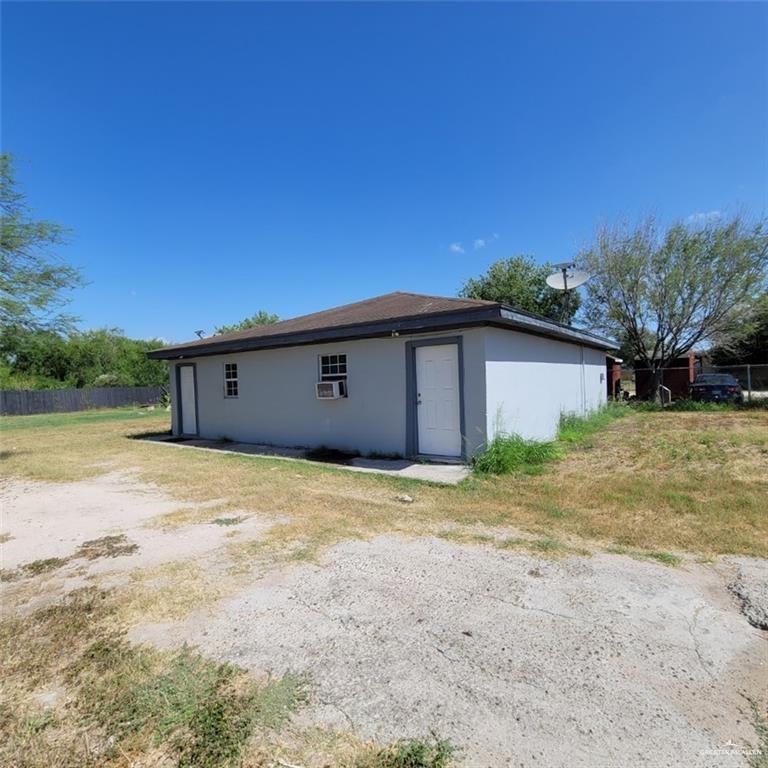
483 327 607 442
459 329 488 457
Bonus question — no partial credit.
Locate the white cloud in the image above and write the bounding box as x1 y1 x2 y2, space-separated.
451 233 498 253
686 210 721 224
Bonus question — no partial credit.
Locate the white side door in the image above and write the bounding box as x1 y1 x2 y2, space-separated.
178 365 198 436
416 344 461 457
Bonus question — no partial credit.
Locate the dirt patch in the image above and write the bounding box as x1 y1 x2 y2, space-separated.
133 535 766 767
0 473 275 588
0 471 180 570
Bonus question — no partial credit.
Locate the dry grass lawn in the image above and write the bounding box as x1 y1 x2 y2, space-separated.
2 406 766 559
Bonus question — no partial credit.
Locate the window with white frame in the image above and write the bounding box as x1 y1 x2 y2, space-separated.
319 353 347 395
224 363 239 397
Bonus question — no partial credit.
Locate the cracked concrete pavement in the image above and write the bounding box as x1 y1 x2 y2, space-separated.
728 556 768 630
133 535 767 768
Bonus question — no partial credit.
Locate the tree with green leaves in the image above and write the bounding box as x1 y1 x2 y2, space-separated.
709 292 768 365
459 255 581 323
214 310 279 335
0 325 168 389
0 153 84 332
579 214 768 395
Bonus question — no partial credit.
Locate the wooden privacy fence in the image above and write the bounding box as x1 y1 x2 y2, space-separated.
0 386 164 416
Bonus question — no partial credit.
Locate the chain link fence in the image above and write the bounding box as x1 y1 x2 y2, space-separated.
620 364 768 401
702 364 768 400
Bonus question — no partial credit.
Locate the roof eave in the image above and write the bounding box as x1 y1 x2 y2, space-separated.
496 308 618 350
147 305 618 360
147 306 500 359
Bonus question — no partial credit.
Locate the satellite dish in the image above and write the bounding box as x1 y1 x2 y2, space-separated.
546 265 590 291
546 262 590 324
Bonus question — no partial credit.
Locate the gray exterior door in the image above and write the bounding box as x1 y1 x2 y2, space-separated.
178 364 198 436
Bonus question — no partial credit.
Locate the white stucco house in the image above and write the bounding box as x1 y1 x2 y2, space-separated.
148 292 616 460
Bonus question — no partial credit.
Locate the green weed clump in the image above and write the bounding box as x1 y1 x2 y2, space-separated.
211 516 246 526
75 640 306 768
473 404 630 476
474 404 630 476
644 551 683 567
0 588 307 768
355 732 455 768
472 434 561 475
558 402 628 444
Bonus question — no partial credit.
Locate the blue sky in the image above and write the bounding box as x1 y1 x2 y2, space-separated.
3 1 767 342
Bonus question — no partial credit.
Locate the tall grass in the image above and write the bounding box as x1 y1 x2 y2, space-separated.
558 402 629 444
629 398 768 412
472 434 561 475
474 397 767 478
474 403 628 475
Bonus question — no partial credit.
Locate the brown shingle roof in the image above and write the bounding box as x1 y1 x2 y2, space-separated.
218 292 495 340
156 292 497 353
148 291 617 359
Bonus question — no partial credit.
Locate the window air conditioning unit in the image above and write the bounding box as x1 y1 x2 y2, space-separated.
315 380 346 399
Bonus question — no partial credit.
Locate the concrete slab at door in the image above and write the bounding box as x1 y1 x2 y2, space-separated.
178 365 198 436
416 344 461 457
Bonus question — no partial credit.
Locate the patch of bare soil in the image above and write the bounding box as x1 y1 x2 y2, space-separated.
0 472 272 589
